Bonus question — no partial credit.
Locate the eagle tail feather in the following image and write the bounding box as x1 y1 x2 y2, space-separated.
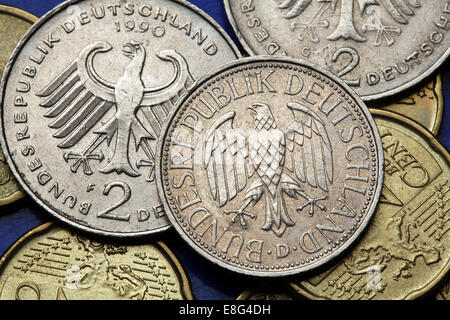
262 186 295 237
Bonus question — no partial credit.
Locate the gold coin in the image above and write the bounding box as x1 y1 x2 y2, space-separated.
0 5 38 206
0 223 194 300
290 110 449 300
374 75 443 136
0 5 37 69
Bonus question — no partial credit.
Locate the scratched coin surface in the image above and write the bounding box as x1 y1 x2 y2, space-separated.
291 110 450 300
156 56 384 277
0 5 38 206
0 0 240 236
375 74 443 135
224 0 450 101
0 223 194 300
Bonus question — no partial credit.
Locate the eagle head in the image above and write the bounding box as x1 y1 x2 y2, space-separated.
247 103 277 130
122 40 145 60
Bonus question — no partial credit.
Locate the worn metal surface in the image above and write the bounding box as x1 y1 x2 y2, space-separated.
0 222 194 300
0 0 241 236
0 4 37 207
376 75 443 135
291 110 450 300
224 0 450 101
157 56 384 277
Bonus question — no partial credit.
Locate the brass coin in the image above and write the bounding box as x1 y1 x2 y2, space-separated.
0 223 194 300
0 0 241 236
290 110 450 300
0 5 38 206
223 0 450 101
375 75 443 136
0 5 37 69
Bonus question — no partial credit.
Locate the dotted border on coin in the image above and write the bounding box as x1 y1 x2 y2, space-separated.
161 62 381 273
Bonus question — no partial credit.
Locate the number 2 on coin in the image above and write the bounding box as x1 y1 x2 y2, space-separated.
332 47 360 87
97 182 131 221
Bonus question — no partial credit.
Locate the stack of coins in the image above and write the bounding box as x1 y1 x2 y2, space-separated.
0 0 448 301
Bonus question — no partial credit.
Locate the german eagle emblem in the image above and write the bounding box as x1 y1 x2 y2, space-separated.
204 102 333 237
37 41 194 178
278 0 421 45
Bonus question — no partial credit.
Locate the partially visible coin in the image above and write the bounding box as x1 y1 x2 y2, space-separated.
291 110 450 300
376 75 443 136
156 56 383 277
0 151 24 207
224 0 450 101
0 0 241 236
0 5 37 71
436 279 449 300
0 5 38 207
0 222 194 300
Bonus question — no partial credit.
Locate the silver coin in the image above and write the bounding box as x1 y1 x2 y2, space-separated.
156 56 384 277
224 0 450 101
0 0 241 237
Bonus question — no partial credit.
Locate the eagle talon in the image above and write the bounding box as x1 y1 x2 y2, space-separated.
224 210 256 229
297 195 328 217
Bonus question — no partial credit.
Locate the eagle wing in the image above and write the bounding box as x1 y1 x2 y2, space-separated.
285 102 333 192
36 41 116 149
204 112 251 207
137 50 195 137
278 0 313 19
37 42 195 149
278 0 421 24
378 0 421 24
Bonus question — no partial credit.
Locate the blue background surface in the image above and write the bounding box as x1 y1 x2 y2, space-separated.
0 0 449 300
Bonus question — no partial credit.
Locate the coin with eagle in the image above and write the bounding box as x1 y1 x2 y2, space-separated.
0 0 240 236
156 56 384 276
224 0 450 101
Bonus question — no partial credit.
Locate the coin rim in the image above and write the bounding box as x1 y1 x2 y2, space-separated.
0 221 195 300
290 109 450 300
155 55 385 277
236 284 302 300
222 0 450 102
431 74 444 136
0 0 242 237
0 4 38 25
379 75 444 136
0 4 39 206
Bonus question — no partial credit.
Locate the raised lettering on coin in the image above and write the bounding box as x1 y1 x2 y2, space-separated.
224 0 450 100
0 0 240 236
156 57 384 277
